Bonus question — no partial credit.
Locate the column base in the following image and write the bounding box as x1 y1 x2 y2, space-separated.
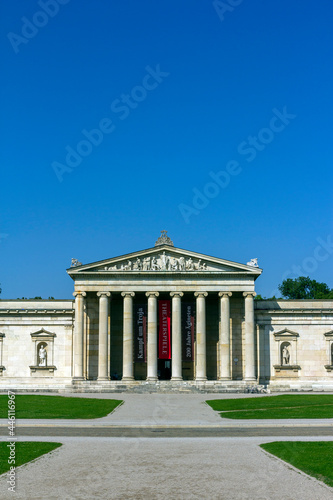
245 377 256 381
171 376 183 381
97 377 110 381
122 377 134 382
218 377 232 381
73 376 85 381
146 377 158 382
195 377 207 382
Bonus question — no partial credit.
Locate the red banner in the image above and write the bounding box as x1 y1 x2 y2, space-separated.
159 300 171 359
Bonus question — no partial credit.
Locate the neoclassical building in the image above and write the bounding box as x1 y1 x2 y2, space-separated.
0 232 332 392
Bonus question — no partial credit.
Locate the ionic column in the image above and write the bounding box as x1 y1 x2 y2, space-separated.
146 292 159 381
243 292 256 380
73 291 86 379
218 292 232 380
194 292 208 381
121 292 135 381
97 292 111 380
170 292 184 381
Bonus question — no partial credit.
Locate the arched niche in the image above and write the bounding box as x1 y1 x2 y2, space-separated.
30 328 56 374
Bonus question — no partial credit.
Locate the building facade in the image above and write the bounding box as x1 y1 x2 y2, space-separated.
0 233 332 392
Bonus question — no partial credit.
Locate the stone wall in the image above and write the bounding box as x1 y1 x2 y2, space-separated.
255 299 333 389
0 297 332 391
0 300 74 388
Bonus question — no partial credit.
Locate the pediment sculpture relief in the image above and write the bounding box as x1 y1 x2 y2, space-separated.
104 252 208 272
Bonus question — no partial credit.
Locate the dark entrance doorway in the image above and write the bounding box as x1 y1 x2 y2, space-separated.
158 359 171 380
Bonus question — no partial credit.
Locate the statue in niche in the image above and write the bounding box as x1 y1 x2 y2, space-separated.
38 344 47 367
282 345 290 365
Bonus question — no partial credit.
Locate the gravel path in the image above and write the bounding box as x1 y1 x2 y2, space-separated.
0 436 332 500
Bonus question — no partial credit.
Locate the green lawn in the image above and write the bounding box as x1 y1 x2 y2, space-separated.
0 442 62 475
207 394 333 419
260 442 333 488
0 395 122 419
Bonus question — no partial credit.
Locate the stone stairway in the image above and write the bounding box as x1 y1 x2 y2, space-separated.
67 379 263 394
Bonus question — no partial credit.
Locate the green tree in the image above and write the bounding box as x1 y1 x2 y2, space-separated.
278 276 333 299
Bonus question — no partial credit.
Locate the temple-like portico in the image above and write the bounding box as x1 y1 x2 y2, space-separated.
68 232 261 385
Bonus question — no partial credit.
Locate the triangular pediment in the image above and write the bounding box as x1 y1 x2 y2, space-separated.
30 328 56 338
67 245 262 276
273 328 299 338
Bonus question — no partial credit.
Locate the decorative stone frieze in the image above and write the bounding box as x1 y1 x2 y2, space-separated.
103 252 208 272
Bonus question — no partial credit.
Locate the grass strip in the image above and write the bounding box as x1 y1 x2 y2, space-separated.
219 405 333 419
207 394 333 412
0 441 62 475
0 395 122 419
260 442 333 488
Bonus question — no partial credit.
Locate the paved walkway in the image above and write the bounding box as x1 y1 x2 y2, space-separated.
0 393 332 499
0 436 333 499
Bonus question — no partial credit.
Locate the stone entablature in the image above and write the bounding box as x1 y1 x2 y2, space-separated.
0 300 74 316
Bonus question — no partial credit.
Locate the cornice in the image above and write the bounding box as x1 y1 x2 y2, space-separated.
255 309 333 315
0 309 74 315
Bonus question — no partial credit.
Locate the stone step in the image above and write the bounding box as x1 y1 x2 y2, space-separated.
67 380 264 394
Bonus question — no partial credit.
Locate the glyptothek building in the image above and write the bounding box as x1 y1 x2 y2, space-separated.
0 232 332 392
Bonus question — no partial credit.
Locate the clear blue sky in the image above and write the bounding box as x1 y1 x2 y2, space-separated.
1 0 332 299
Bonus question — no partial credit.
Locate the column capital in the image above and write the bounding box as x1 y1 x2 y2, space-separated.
121 292 135 298
218 292 232 298
97 291 111 298
243 292 256 298
194 292 208 298
73 291 86 298
170 291 184 298
145 291 159 298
